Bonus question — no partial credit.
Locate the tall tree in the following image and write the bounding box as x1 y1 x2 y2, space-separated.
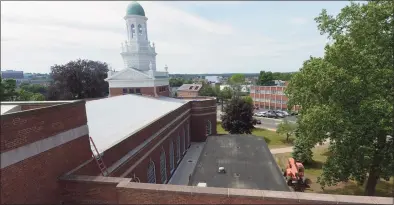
286 1 394 196
221 97 254 134
0 78 18 101
228 74 246 96
276 119 297 142
48 59 109 100
257 71 275 86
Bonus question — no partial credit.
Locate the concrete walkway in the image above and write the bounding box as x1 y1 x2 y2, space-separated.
167 142 205 185
270 139 330 154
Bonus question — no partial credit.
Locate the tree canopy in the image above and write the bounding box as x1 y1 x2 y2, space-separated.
257 71 294 86
221 96 254 134
169 78 192 87
48 59 109 100
286 1 394 196
0 78 46 101
276 119 297 142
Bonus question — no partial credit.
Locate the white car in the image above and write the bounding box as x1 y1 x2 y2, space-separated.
254 112 266 117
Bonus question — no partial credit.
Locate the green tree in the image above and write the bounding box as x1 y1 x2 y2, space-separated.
257 71 275 86
243 96 253 105
199 83 216 97
16 89 45 101
48 59 109 100
229 74 246 96
286 1 394 196
276 119 297 142
19 83 48 95
220 97 254 134
0 78 18 101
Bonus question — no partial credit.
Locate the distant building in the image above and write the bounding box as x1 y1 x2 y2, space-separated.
177 84 202 97
220 84 250 93
250 81 300 111
1 70 28 85
205 76 221 84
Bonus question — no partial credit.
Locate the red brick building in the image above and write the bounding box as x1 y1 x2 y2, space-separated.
250 81 300 111
1 96 391 204
177 84 202 98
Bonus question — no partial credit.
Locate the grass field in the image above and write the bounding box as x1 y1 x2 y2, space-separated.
216 122 294 149
274 147 394 197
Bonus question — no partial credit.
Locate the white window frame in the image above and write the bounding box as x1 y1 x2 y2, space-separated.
147 159 156 184
160 147 167 184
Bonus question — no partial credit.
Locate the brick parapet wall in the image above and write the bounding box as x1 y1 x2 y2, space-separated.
0 100 87 153
59 176 393 204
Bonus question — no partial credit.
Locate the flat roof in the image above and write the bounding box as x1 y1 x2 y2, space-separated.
190 135 290 191
0 105 19 115
86 95 187 153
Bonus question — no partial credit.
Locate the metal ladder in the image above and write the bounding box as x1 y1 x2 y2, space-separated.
89 137 109 176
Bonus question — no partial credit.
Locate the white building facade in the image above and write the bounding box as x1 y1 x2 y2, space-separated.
105 2 170 97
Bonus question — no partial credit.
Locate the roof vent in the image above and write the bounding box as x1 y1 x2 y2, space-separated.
197 182 207 187
218 167 226 173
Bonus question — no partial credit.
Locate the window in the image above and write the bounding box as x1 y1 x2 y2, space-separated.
176 135 181 163
187 123 190 148
160 148 167 183
123 88 127 94
138 24 143 35
182 128 186 154
147 159 156 184
169 141 174 173
136 88 141 94
206 120 212 136
129 88 135 94
131 24 135 38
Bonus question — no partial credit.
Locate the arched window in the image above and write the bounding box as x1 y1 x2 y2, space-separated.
138 24 143 35
147 159 156 184
176 135 181 163
206 120 212 136
169 141 174 173
130 24 135 38
160 148 167 183
187 123 191 148
144 23 148 40
182 128 186 154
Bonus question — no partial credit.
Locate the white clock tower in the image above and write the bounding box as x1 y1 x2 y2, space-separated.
105 1 170 97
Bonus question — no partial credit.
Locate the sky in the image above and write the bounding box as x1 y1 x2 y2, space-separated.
1 1 352 74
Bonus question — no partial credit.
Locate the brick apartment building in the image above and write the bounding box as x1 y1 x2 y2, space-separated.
177 84 202 98
250 81 300 111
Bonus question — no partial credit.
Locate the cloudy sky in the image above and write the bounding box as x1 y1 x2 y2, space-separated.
1 1 351 74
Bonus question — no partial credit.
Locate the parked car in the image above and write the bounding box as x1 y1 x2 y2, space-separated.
274 111 285 118
252 118 262 125
266 110 278 118
276 110 289 117
254 112 266 117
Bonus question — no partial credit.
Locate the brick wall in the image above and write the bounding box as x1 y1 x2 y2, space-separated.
60 175 130 204
178 90 199 98
59 177 393 204
1 101 87 153
0 101 92 204
190 99 217 142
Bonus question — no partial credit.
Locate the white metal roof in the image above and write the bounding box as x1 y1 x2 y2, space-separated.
1 105 20 115
86 94 187 153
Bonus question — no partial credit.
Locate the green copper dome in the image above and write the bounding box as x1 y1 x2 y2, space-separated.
126 2 145 16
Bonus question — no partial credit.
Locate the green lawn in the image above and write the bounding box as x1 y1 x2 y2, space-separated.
274 147 394 197
216 122 294 149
